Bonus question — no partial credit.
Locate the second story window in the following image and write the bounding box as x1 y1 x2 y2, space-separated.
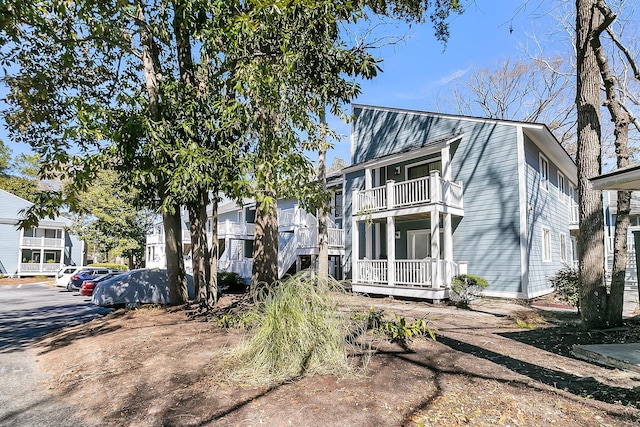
557 172 566 203
539 154 549 192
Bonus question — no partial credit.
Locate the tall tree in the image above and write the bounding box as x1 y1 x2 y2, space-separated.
576 0 608 329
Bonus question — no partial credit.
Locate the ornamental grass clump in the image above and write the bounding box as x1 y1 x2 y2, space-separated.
217 272 352 384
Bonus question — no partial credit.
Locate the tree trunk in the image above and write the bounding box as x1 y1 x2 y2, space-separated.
206 196 219 308
591 4 631 327
163 203 189 305
317 110 329 285
576 0 607 329
187 188 209 306
251 189 279 293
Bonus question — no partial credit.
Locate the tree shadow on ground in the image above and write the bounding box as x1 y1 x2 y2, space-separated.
434 334 640 408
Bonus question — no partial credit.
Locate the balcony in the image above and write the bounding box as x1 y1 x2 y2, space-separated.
218 220 255 237
569 204 579 229
353 173 463 217
21 237 64 248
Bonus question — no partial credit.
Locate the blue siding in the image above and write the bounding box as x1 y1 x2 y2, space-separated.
524 134 575 295
0 189 84 275
347 107 523 294
0 190 31 275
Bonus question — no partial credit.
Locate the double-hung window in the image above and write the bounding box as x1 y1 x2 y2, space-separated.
539 154 549 192
542 227 552 262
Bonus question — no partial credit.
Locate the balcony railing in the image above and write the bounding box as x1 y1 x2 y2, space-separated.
20 262 61 273
569 204 579 225
21 237 64 248
354 258 460 288
353 172 463 215
327 228 345 248
218 220 255 236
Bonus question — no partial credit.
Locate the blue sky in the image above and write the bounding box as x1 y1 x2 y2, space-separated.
2 1 563 168
324 0 565 165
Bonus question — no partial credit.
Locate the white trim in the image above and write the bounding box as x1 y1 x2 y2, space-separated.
539 153 549 193
557 171 566 204
559 232 567 263
542 226 552 262
516 127 529 298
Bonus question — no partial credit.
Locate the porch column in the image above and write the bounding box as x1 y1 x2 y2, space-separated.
352 216 359 283
441 145 452 181
431 211 441 289
387 216 395 286
365 168 373 189
40 248 45 274
429 170 442 204
365 224 373 259
443 213 453 286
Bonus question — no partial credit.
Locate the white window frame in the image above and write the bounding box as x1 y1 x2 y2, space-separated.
539 154 549 192
542 226 552 262
559 232 567 263
557 172 566 203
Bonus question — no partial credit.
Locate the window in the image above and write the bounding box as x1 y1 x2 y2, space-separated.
333 190 343 218
557 172 566 203
539 154 549 192
559 233 567 263
406 159 442 180
542 227 552 262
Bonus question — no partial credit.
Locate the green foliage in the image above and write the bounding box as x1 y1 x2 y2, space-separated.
0 175 38 202
549 265 580 312
217 272 351 383
214 312 257 329
352 307 436 346
217 272 247 293
450 274 490 307
89 263 128 272
379 316 435 345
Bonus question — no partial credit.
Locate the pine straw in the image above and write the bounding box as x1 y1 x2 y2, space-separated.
210 273 364 386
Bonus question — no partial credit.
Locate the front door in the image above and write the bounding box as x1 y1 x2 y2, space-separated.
407 230 430 259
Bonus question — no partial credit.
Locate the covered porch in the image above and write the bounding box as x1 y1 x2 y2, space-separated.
349 135 465 300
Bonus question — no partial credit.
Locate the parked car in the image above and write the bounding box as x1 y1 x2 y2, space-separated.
79 272 123 297
67 267 119 291
92 269 194 307
54 266 83 288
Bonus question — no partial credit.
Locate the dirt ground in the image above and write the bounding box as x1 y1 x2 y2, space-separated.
29 288 640 427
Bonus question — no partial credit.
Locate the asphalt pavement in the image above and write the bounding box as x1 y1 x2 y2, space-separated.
0 283 112 427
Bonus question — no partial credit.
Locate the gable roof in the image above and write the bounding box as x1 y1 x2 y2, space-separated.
350 104 577 181
0 188 72 227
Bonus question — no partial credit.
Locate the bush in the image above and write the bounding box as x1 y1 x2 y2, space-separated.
549 265 580 313
91 263 128 271
217 272 247 293
450 274 490 307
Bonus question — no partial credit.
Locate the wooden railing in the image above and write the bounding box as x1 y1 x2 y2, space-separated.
354 258 461 288
327 228 345 248
356 259 388 284
353 172 463 214
218 220 255 236
20 262 61 273
21 237 64 248
394 177 430 208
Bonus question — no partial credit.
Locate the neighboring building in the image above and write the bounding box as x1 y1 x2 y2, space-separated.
592 165 640 289
343 105 578 300
145 104 579 301
0 189 84 277
146 176 346 281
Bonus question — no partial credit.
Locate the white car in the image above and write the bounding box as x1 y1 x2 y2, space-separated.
54 266 83 288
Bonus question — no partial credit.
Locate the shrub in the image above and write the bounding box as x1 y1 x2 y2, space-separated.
549 265 580 313
217 272 247 293
450 274 490 307
91 263 128 271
